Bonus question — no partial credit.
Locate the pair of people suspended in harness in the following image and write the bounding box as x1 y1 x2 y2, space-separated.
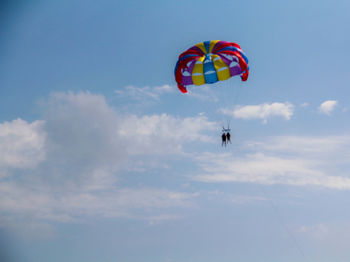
221 127 231 147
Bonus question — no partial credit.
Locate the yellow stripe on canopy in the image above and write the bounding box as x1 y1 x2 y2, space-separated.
209 40 220 53
212 55 230 81
195 42 207 54
192 56 205 85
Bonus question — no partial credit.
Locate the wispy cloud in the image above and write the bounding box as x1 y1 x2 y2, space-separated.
219 102 294 123
185 85 219 102
119 113 216 155
194 135 350 190
300 102 309 108
115 84 174 101
318 100 338 115
246 135 350 156
299 224 329 240
298 221 350 244
0 180 196 224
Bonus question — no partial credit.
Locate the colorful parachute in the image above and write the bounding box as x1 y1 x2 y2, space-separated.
174 40 249 93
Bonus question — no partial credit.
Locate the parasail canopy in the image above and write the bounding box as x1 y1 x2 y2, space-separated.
174 40 249 93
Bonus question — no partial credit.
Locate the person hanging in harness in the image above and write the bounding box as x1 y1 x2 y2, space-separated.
221 124 231 147
221 132 227 147
226 132 231 144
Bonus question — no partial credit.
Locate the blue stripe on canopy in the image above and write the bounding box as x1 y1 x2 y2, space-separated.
203 41 211 53
203 54 218 84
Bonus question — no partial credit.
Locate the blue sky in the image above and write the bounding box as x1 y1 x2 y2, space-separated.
2 0 350 261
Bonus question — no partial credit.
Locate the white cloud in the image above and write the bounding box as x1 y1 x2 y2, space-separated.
115 84 174 101
299 224 329 240
37 91 215 184
298 222 350 246
0 119 46 169
185 85 219 102
246 135 350 156
0 91 212 226
193 135 350 190
219 102 294 123
44 91 127 172
42 91 215 175
119 113 216 155
318 100 338 115
194 152 331 186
